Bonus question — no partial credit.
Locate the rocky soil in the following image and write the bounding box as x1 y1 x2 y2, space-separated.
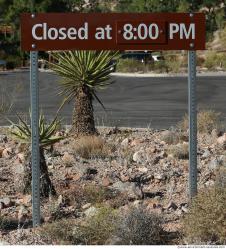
0 126 225 245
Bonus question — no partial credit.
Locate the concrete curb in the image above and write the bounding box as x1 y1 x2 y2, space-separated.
1 69 226 77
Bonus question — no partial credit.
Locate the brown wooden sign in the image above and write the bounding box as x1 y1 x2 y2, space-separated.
21 13 205 51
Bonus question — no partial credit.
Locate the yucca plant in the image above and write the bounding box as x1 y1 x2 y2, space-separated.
49 50 119 136
9 113 64 197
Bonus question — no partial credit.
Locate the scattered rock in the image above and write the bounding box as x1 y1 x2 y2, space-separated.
217 133 226 145
0 135 7 143
0 146 4 157
181 206 189 213
130 139 143 147
84 206 98 217
208 156 224 170
154 173 166 181
102 177 112 187
138 167 148 173
166 201 178 211
121 138 129 147
110 181 142 199
132 151 143 163
0 197 12 208
82 203 92 210
57 195 63 206
201 149 211 159
204 180 215 187
17 153 25 164
2 147 13 159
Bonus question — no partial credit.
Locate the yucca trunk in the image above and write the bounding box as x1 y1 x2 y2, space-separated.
22 147 56 197
71 85 96 136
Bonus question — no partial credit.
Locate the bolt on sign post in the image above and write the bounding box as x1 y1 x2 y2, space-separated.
20 12 205 226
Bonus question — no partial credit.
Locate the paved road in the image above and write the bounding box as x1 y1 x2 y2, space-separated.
0 71 225 129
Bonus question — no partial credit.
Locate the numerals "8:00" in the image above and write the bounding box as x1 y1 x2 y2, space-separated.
123 23 160 40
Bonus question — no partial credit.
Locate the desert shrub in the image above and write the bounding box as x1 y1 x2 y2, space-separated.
183 187 226 244
115 206 162 245
73 135 113 159
178 110 223 133
107 192 129 208
164 55 182 73
196 56 205 67
59 184 114 208
204 52 226 70
61 153 75 167
39 219 76 244
72 206 119 245
168 143 189 159
0 216 18 230
83 184 113 205
160 130 188 145
116 58 146 73
5 56 21 70
151 61 167 73
215 166 226 189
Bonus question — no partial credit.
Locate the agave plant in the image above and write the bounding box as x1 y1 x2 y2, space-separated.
9 113 64 197
49 50 119 136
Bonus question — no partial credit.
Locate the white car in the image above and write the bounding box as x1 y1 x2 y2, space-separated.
152 55 164 62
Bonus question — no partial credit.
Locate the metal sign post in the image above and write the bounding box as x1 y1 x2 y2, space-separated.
30 51 40 226
188 50 197 198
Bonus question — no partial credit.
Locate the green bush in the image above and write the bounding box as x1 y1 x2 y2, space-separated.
73 206 119 245
178 110 223 133
115 207 162 245
183 187 226 244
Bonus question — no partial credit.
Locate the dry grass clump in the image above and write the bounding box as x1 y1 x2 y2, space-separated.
116 206 162 245
167 143 189 159
61 153 75 167
183 187 226 244
38 219 76 244
0 216 18 231
160 130 188 145
57 184 114 208
73 135 114 159
215 166 226 189
178 110 223 134
83 184 113 205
